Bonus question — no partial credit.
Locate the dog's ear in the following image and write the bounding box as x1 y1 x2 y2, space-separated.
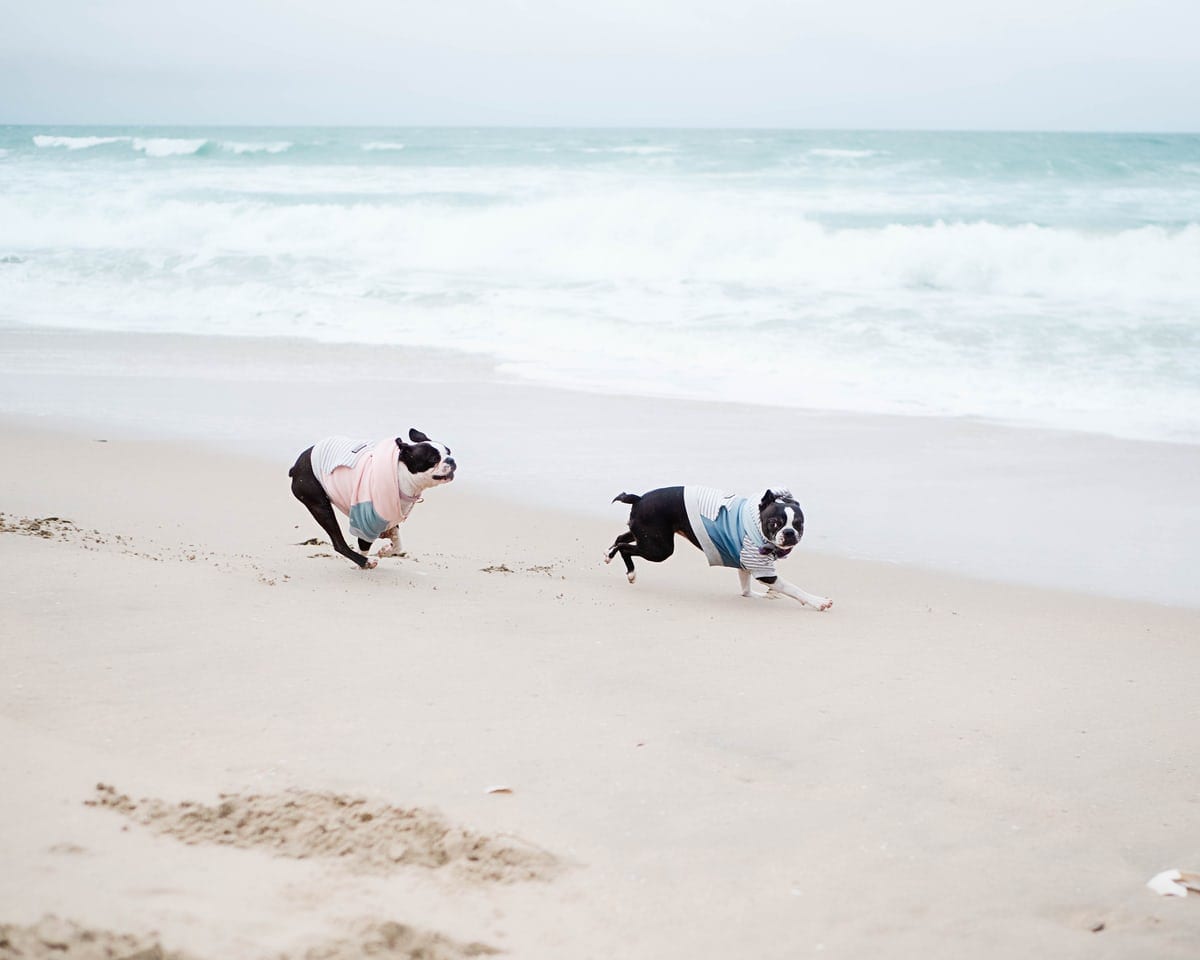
408 428 430 444
759 490 777 512
760 488 795 511
395 438 409 450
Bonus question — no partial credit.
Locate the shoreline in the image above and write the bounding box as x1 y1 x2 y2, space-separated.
2 420 1199 959
2 325 1199 606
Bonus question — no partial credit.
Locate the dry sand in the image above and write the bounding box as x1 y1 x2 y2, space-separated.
2 419 1199 959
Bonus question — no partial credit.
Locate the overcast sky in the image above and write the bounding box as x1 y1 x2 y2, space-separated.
3 0 1198 129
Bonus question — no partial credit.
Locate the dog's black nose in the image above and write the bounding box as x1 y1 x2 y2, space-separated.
444 457 456 470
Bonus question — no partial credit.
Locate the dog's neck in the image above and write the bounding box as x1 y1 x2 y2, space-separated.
397 469 436 503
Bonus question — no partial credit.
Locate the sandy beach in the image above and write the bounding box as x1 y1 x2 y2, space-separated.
3 408 1199 959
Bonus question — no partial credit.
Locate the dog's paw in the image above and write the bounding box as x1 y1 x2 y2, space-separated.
626 571 636 584
362 557 378 570
378 543 406 558
603 551 613 564
793 594 833 610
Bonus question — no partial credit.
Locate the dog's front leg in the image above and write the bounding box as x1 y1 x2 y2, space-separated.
377 525 404 558
762 575 833 611
738 569 765 598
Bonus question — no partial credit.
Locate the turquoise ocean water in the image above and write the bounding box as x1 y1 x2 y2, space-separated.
1 126 1198 442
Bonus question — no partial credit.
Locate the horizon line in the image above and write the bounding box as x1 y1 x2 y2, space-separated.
3 121 1199 136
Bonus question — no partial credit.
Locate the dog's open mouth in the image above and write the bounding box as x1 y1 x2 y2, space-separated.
432 472 454 482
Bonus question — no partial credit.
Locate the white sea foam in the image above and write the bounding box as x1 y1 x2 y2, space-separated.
33 135 131 150
131 138 207 157
3 174 1197 303
220 140 292 154
362 141 406 151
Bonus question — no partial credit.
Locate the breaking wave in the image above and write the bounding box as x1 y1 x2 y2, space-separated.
220 140 293 155
33 135 131 150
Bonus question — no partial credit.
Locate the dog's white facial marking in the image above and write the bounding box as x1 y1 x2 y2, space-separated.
774 504 801 547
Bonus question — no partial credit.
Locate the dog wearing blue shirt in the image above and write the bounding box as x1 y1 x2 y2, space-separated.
606 486 832 610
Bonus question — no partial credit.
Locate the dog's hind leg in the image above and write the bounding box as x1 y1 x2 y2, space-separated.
605 530 635 564
616 545 637 582
290 448 376 570
307 497 376 569
615 530 676 584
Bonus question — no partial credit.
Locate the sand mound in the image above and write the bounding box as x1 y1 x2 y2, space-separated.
87 784 556 883
0 514 101 543
301 920 497 959
0 917 496 960
0 915 193 960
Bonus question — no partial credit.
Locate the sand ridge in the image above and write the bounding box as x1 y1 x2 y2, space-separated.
297 920 498 959
0 917 497 960
86 784 558 883
0 915 195 960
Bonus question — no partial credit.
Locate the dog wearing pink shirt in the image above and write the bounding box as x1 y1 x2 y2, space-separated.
289 428 456 569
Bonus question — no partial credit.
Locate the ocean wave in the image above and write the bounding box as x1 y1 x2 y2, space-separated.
131 137 208 157
808 148 881 159
362 142 406 151
33 135 131 150
220 140 292 155
583 145 676 155
612 145 675 154
2 183 1197 304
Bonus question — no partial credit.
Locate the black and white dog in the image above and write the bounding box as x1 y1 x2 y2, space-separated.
606 486 832 609
289 429 455 570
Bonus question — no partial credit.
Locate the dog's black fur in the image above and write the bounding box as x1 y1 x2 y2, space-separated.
606 486 698 575
289 428 452 569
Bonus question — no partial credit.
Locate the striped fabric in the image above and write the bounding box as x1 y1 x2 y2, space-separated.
312 436 372 479
683 486 776 577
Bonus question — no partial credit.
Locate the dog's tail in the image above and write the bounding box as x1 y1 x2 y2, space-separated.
288 465 295 478
612 492 641 506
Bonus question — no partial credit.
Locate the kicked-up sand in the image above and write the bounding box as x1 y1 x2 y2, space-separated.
2 418 1199 959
